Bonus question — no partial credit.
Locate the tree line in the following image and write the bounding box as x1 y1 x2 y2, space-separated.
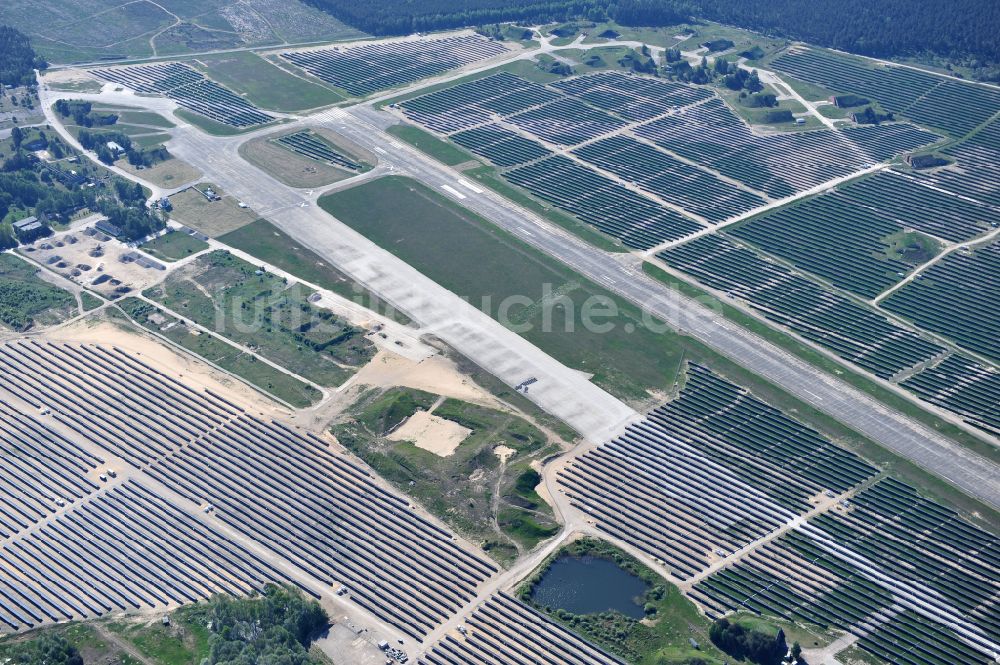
0 130 165 248
302 0 685 38
53 100 118 128
207 585 328 665
0 25 46 87
0 586 328 665
303 0 999 71
709 617 792 665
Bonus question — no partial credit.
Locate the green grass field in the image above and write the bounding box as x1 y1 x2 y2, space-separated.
81 291 104 311
729 612 839 652
578 21 692 48
6 0 363 64
318 176 689 403
193 51 345 112
0 623 142 665
117 155 202 189
105 603 211 665
140 230 209 262
219 218 409 323
0 254 77 331
106 108 176 128
144 250 373 389
173 109 268 137
167 184 258 237
332 387 560 565
386 124 477 166
118 297 322 408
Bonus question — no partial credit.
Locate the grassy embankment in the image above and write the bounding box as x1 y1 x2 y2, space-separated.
0 254 77 331
144 250 374 391
117 296 322 408
332 387 561 565
140 229 209 262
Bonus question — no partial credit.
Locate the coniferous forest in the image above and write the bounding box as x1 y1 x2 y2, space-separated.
0 25 46 86
303 0 1000 70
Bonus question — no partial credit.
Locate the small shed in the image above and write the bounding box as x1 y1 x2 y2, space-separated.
95 219 123 237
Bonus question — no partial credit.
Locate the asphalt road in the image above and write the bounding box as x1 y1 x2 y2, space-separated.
38 62 1000 510
149 117 641 445
323 104 1000 512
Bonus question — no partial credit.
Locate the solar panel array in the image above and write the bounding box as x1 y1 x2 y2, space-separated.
693 478 1000 665
611 52 1000 435
772 47 1000 138
0 479 296 630
0 399 103 538
730 191 917 299
634 98 939 199
573 135 768 223
451 124 550 166
399 70 939 249
145 414 497 639
0 341 242 466
400 71 560 134
882 239 1000 363
281 35 508 96
420 593 626 665
276 130 361 170
659 235 946 379
505 155 703 248
833 170 998 243
401 71 724 247
912 119 1000 208
902 354 1000 435
551 70 713 121
0 342 495 639
90 62 273 127
558 364 877 580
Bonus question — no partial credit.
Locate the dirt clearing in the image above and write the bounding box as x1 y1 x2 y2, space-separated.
388 409 471 457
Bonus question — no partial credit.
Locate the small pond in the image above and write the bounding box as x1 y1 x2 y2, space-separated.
530 554 649 618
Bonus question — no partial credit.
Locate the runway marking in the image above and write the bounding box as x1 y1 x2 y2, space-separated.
457 178 483 194
440 184 466 199
374 146 387 154
801 389 824 402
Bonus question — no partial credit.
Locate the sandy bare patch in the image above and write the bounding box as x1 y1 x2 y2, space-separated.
52 318 285 418
530 460 556 509
20 229 167 299
168 184 259 237
41 68 104 90
352 351 503 408
388 409 471 457
493 444 515 463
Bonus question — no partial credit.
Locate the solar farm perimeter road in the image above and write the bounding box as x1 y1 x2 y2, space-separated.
321 104 1000 512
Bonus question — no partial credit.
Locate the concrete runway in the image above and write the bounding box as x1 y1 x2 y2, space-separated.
38 63 1000 511
327 105 1000 512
